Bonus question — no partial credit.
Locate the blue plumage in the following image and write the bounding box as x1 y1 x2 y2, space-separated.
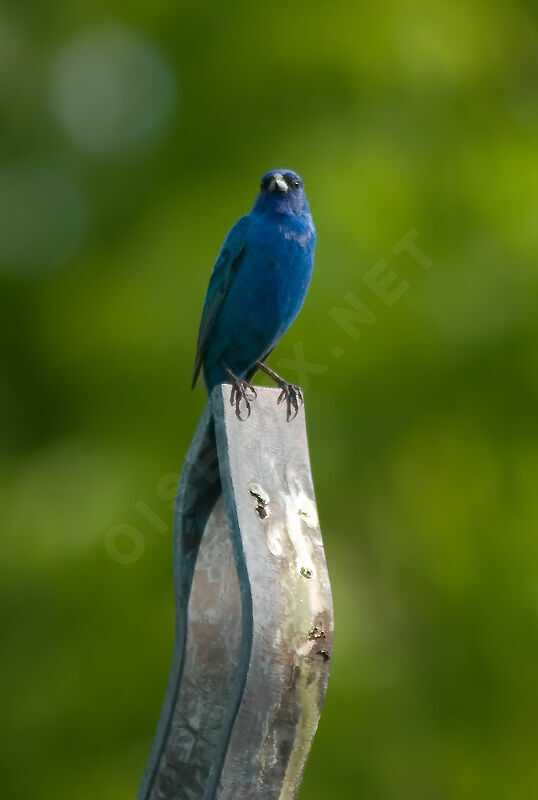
193 169 316 419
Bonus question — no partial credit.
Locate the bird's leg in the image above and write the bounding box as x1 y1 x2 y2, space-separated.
255 361 303 422
222 363 257 421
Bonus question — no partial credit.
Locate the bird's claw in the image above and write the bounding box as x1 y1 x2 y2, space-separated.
229 379 257 421
277 383 303 422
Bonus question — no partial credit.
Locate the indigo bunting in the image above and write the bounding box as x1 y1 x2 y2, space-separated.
192 169 316 420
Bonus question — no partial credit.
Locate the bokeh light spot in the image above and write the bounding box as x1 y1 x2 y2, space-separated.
51 26 177 156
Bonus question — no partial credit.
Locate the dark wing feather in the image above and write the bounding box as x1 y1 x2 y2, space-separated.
191 215 250 388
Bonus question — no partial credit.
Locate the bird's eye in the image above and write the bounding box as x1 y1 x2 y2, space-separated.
291 179 300 189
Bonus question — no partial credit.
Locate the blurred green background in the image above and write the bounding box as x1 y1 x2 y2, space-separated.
1 1 537 798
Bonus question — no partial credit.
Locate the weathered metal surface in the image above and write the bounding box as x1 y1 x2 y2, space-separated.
212 385 334 799
137 386 333 800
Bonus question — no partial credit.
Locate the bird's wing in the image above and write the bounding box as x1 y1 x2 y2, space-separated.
192 214 250 388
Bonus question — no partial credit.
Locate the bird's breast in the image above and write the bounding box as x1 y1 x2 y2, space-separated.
238 218 314 337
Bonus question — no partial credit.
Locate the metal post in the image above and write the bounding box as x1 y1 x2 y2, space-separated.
137 385 334 800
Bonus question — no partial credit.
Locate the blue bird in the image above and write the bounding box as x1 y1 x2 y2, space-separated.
192 169 316 421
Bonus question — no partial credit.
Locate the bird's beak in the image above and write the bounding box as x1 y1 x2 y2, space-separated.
269 174 288 193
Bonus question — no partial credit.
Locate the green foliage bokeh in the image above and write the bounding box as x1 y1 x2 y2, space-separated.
1 1 537 798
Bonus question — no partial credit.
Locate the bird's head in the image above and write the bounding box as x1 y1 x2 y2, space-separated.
253 169 310 216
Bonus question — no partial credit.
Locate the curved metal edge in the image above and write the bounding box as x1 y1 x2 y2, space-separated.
136 403 221 799
201 388 255 800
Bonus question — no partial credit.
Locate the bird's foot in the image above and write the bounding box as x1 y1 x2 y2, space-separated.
254 361 304 422
277 382 303 422
226 371 257 421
